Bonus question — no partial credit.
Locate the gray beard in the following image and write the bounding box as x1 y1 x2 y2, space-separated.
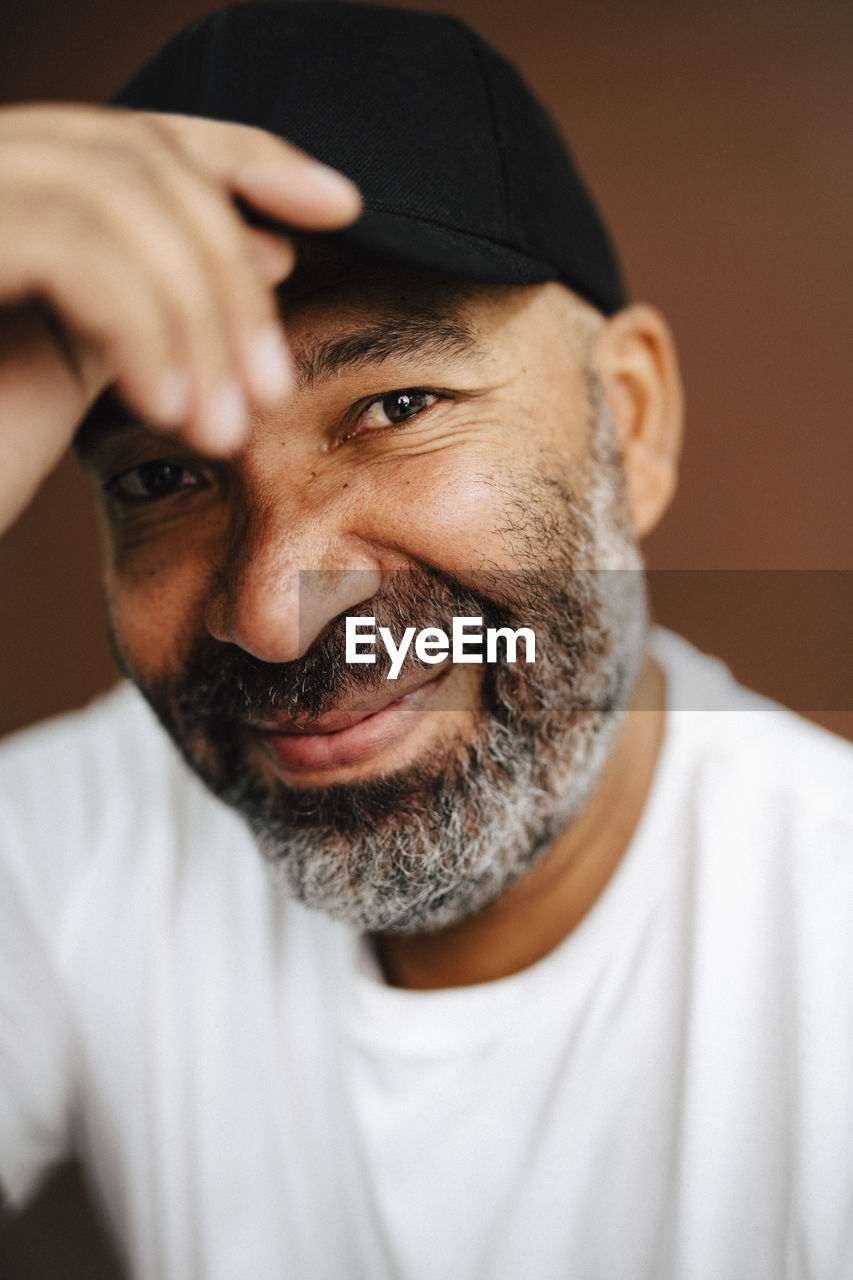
127 378 648 934
244 649 640 934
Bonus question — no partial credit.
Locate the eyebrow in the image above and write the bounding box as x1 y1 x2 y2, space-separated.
293 313 483 390
73 312 483 461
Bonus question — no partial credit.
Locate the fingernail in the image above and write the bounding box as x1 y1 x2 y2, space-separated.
303 161 362 207
247 324 293 401
156 368 191 423
207 379 247 451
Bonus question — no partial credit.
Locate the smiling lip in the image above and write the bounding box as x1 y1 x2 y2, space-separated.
251 668 450 774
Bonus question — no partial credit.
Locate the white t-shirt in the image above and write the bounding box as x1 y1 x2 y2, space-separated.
1 630 852 1279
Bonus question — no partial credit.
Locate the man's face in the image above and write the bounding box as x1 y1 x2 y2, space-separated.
81 254 647 932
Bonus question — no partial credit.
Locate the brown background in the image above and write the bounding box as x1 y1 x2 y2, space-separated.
0 0 851 1274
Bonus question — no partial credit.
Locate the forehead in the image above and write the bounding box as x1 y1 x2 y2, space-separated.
277 239 585 392
279 240 522 340
279 236 599 352
278 244 488 389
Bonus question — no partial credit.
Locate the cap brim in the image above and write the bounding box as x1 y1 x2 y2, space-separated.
341 210 557 285
239 201 557 286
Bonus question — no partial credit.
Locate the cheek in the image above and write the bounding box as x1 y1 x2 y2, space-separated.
350 447 541 572
104 549 214 685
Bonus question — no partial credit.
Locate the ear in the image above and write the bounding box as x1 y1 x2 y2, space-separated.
591 303 684 537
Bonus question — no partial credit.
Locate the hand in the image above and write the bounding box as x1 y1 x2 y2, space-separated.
0 103 361 533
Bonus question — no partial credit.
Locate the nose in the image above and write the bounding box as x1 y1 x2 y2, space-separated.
204 500 382 664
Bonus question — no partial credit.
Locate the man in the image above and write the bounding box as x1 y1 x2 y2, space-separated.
1 4 851 1278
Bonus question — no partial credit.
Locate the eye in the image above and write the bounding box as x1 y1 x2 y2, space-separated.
346 389 439 439
106 459 202 503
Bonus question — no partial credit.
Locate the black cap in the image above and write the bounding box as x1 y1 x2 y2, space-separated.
112 2 626 314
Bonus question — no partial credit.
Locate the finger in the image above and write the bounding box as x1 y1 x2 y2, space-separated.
0 164 256 452
121 137 298 410
149 113 363 229
10 220 190 431
26 152 250 450
246 229 297 285
0 108 310 450
1 125 278 451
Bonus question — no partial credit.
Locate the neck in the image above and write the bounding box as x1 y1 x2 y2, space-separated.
372 655 666 990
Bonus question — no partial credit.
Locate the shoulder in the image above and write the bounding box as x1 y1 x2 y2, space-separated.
0 680 166 782
648 628 853 958
650 632 853 1229
0 681 183 847
651 627 853 832
649 630 853 1051
0 683 249 931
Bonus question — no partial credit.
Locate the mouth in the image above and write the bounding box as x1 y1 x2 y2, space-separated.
248 666 453 777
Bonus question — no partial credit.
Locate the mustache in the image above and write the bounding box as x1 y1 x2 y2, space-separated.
164 566 529 727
